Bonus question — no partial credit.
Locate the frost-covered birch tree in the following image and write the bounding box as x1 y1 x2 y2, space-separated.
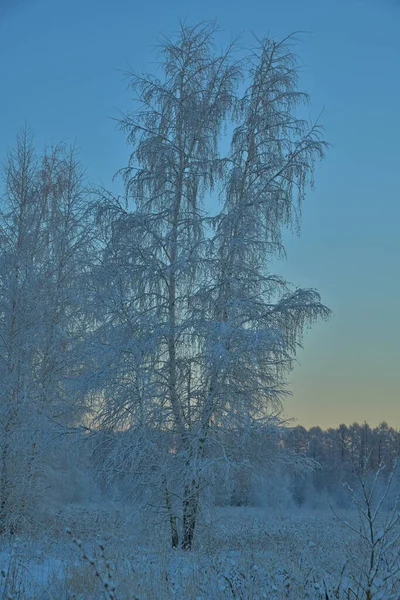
0 129 94 534
91 23 330 550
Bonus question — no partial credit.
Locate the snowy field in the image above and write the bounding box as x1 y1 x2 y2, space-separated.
0 504 384 599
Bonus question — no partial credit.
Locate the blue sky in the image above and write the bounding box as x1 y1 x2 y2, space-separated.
1 0 399 428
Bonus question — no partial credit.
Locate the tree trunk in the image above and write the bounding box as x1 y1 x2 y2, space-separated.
181 478 200 550
0 440 11 536
163 475 179 548
18 442 38 529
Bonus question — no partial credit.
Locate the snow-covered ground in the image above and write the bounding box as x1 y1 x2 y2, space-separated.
0 505 380 599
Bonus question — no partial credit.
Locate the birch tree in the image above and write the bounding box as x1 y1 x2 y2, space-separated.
0 129 41 534
91 23 329 549
0 130 93 534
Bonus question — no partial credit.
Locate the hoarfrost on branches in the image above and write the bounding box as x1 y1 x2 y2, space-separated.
88 22 330 550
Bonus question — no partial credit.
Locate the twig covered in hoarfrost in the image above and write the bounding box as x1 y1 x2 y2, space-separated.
330 459 400 599
66 528 119 600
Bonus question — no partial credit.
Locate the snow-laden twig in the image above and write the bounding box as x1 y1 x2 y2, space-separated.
66 528 119 600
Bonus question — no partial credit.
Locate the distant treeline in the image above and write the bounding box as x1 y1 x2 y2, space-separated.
86 422 400 509
282 422 400 472
278 422 400 507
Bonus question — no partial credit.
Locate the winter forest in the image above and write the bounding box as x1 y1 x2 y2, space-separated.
1 21 400 600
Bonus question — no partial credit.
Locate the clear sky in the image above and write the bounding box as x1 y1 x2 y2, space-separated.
1 0 399 429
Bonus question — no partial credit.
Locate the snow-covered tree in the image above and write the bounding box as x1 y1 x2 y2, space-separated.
0 129 94 534
90 23 329 549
